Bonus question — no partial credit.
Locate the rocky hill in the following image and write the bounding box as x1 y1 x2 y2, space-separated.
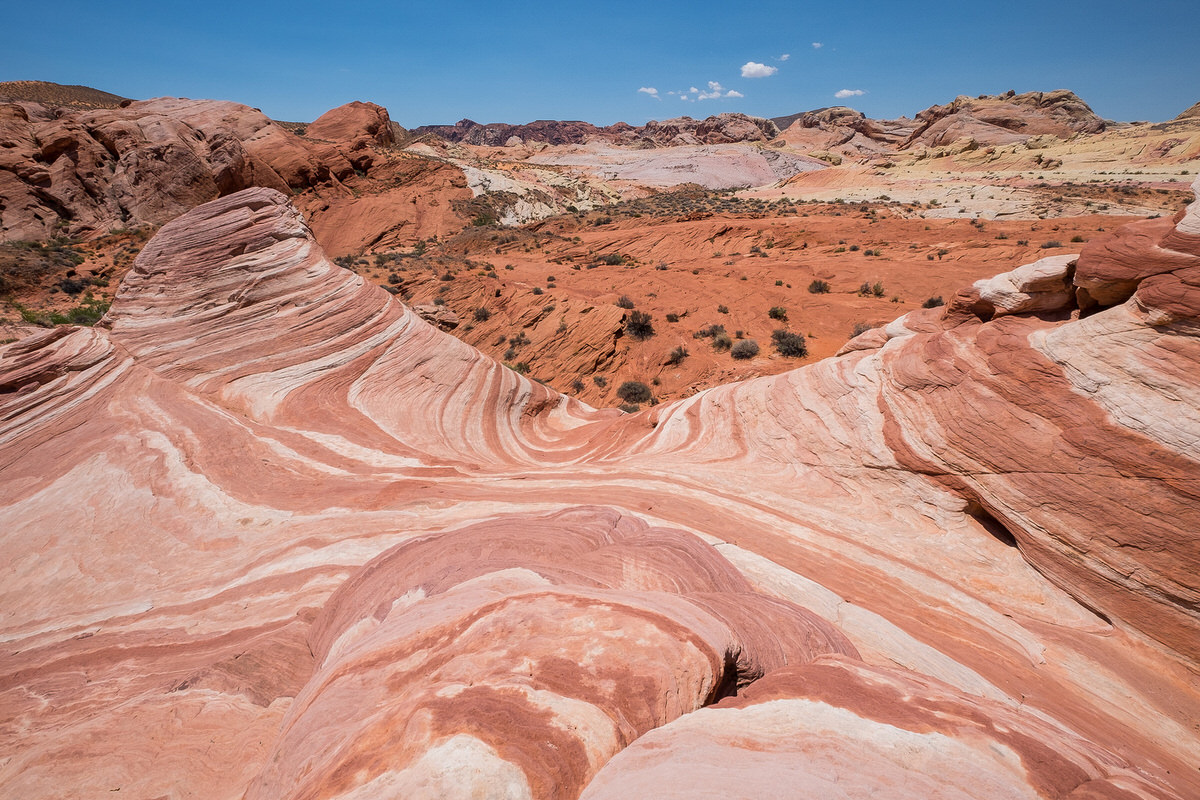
1 182 1197 798
899 89 1107 148
414 112 778 147
0 96 471 247
0 80 129 109
1177 101 1200 120
773 89 1109 157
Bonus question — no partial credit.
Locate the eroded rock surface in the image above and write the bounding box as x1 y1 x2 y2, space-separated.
0 97 403 241
2 186 1198 799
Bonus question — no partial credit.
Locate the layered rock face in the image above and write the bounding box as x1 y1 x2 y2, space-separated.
412 118 617 146
776 105 919 158
773 89 1109 158
414 113 778 147
0 97 393 241
901 89 1107 148
2 185 1199 798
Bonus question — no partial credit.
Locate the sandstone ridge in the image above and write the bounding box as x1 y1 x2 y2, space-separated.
1 185 1199 798
0 96 433 243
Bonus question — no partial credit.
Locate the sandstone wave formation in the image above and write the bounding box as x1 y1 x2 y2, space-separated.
2 182 1199 798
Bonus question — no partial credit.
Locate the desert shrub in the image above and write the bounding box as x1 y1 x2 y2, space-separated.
712 332 733 351
1040 240 1063 249
571 379 585 393
615 295 635 309
617 380 652 403
808 279 831 294
717 304 729 314
508 332 530 347
625 310 655 340
693 323 726 339
665 313 680 323
619 403 641 413
872 281 886 298
851 321 878 337
922 296 945 309
730 339 760 359
768 306 788 321
598 253 625 265
666 345 689 365
473 307 491 322
858 281 872 296
848 244 860 252
532 286 544 295
57 277 87 295
775 279 783 286
771 329 807 357
594 375 608 387
1070 235 1085 243
440 272 455 281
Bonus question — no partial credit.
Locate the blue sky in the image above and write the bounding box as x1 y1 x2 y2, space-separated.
4 0 1198 127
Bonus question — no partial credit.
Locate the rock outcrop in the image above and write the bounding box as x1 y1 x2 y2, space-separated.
412 118 618 147
776 106 919 157
627 113 779 146
414 113 778 148
0 97 402 241
1174 101 1200 121
2 185 1198 799
0 79 130 110
901 89 1107 149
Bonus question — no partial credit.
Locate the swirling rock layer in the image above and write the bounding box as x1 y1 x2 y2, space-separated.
2 186 1198 799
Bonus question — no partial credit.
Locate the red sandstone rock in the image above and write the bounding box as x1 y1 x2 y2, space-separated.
582 657 1171 800
0 97 368 240
414 113 777 148
306 100 396 148
1 186 1198 799
902 89 1107 149
1074 177 1200 317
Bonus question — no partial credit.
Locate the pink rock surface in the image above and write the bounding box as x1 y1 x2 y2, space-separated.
2 186 1198 799
581 658 1169 800
0 97 363 240
903 89 1107 149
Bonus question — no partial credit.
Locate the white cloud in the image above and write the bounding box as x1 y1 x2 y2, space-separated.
812 42 823 49
638 87 661 99
835 88 865 99
740 61 778 78
779 53 790 61
674 81 742 102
